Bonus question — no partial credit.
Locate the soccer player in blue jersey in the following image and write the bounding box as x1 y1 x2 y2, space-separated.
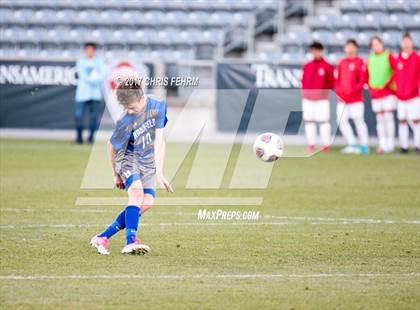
90 77 174 255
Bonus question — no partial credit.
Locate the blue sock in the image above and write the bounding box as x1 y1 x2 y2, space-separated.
98 210 126 239
125 205 141 245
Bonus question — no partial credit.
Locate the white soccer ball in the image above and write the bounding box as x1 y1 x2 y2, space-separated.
253 132 284 162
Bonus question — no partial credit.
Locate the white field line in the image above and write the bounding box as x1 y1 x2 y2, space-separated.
264 215 420 225
1 218 420 229
0 273 418 281
0 222 294 229
75 197 264 206
0 208 198 215
1 208 419 225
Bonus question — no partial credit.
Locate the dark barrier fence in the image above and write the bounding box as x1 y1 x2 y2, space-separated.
0 59 78 129
0 59 153 129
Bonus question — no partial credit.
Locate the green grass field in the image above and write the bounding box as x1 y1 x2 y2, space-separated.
0 139 419 309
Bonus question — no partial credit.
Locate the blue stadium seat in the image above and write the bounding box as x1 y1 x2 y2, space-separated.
307 14 339 31
0 27 16 43
44 29 60 44
165 11 187 25
382 31 402 47
380 14 404 30
56 9 77 24
196 29 220 45
208 12 225 26
173 30 195 46
85 29 104 44
334 14 356 31
108 29 126 44
98 10 122 25
280 51 305 61
142 11 165 26
279 30 310 48
186 11 209 25
74 9 101 25
339 0 364 14
311 30 333 46
126 29 150 45
11 9 33 25
386 0 409 13
233 0 254 10
0 8 13 24
409 0 420 12
33 9 57 24
121 11 142 26
333 30 358 46
404 14 420 30
231 12 250 26
411 31 420 45
210 0 232 11
356 13 382 31
363 0 387 12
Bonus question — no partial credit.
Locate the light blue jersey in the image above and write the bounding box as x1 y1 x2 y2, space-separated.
75 56 106 102
110 97 168 162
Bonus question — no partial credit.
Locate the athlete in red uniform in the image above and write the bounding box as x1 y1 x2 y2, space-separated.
335 39 369 154
301 41 334 152
390 33 420 154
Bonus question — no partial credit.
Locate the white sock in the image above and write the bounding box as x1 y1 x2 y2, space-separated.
376 114 386 151
383 112 395 152
339 117 356 145
320 122 331 147
409 121 420 149
399 122 409 149
305 122 316 146
354 118 369 146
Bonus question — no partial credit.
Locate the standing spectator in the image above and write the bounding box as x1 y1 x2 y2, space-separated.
390 33 420 154
367 36 396 154
335 39 369 154
75 42 106 144
301 41 334 152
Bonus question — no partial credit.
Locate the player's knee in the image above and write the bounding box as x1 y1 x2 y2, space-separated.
128 188 144 203
141 196 154 214
412 119 420 124
399 120 407 124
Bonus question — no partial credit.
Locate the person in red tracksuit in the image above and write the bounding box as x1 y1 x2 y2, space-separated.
301 41 334 152
390 33 420 154
334 39 369 154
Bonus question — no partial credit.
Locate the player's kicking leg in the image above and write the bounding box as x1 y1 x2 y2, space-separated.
90 208 126 255
121 179 150 255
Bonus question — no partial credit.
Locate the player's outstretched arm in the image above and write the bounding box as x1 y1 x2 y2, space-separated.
107 141 124 189
154 128 174 193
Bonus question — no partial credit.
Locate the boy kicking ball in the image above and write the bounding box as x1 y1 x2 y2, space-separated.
90 77 174 255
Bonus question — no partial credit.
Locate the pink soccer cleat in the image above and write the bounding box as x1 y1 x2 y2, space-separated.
90 235 110 255
121 239 150 255
306 145 316 153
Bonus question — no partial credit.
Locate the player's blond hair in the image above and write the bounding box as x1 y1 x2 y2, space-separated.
115 77 144 107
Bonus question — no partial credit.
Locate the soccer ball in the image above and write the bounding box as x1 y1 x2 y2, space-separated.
253 132 284 162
